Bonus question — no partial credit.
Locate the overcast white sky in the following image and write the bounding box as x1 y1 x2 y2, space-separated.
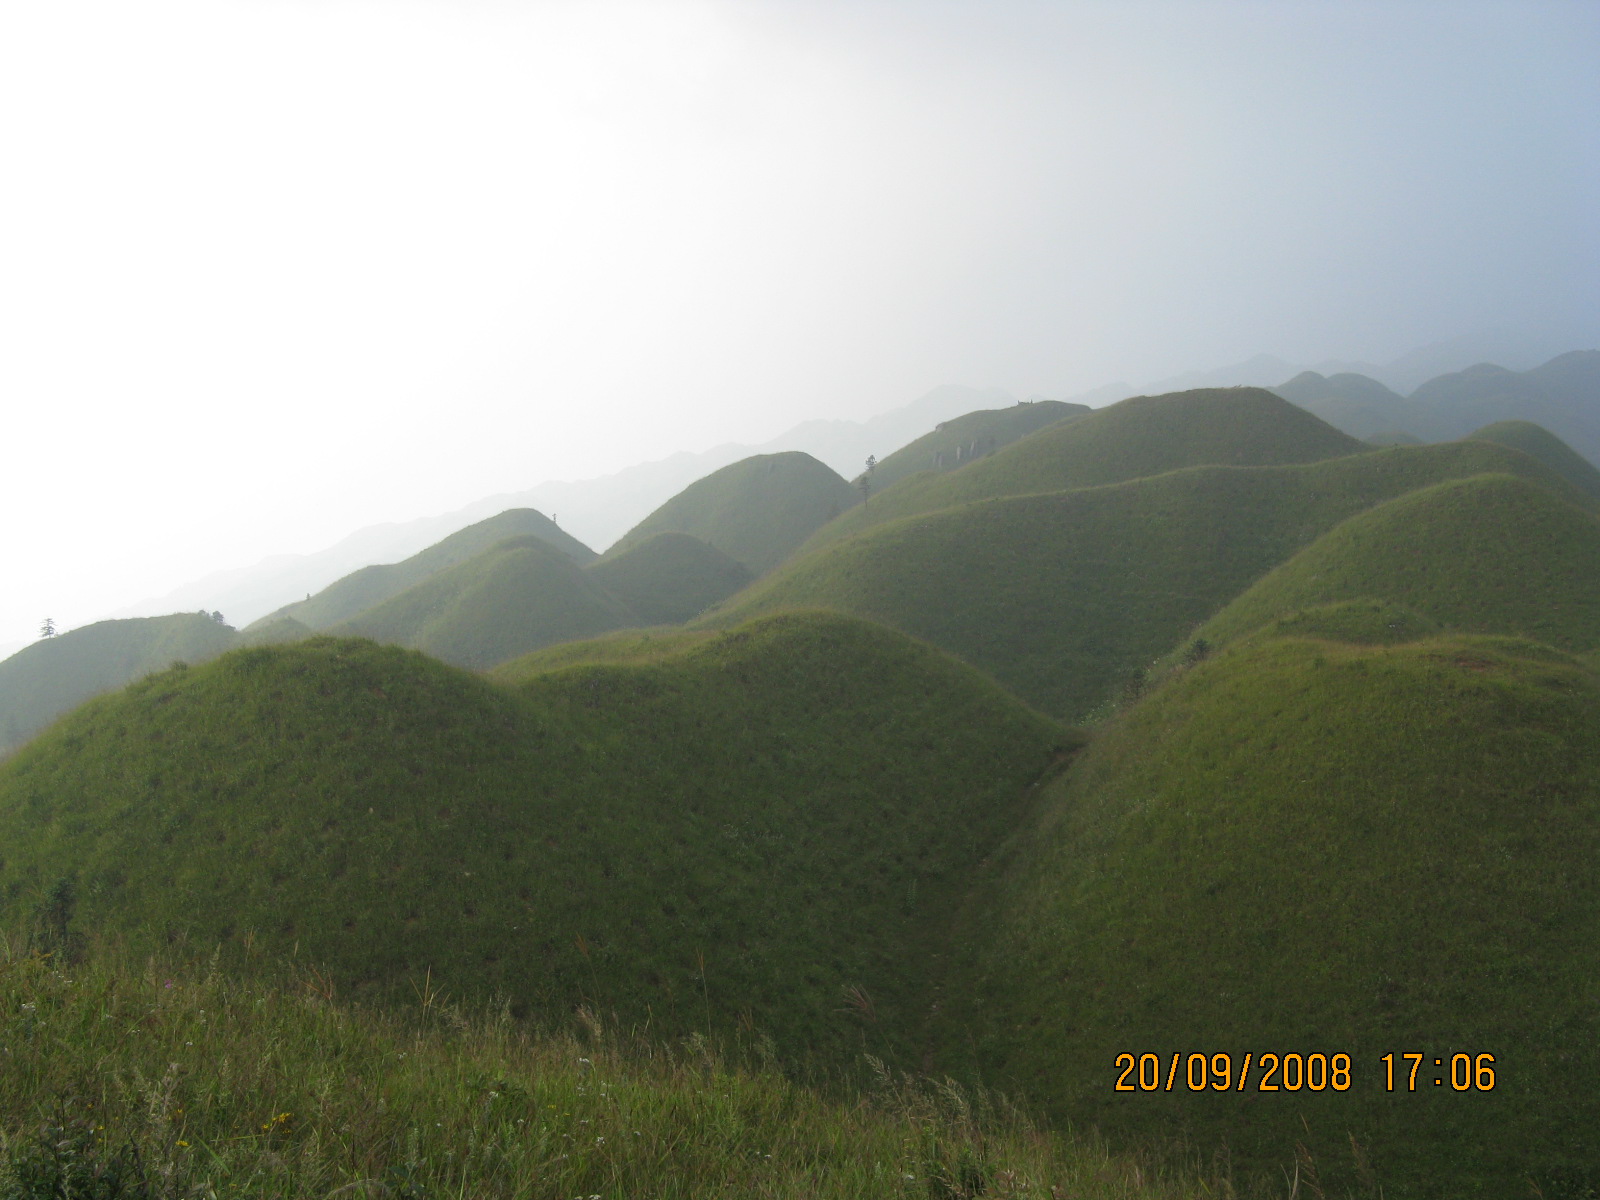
3 0 1597 647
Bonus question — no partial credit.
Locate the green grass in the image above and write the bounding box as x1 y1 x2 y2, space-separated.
585 532 753 626
607 452 859 577
800 388 1368 555
250 508 596 634
710 440 1590 721
860 400 1087 493
1462 420 1600 501
1194 473 1600 653
0 943 1208 1200
0 613 1065 1072
935 630 1600 1197
0 614 237 758
329 535 638 670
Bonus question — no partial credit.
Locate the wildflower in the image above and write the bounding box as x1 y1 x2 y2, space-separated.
177 1140 190 1148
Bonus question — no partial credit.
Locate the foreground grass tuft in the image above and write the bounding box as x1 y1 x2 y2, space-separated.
0 943 1210 1200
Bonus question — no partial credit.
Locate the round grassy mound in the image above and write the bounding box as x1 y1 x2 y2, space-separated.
939 631 1600 1196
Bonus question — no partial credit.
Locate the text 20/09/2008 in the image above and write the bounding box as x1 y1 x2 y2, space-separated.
1113 1052 1497 1093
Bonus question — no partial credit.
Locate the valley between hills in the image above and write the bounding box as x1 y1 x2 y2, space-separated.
3 352 1600 1198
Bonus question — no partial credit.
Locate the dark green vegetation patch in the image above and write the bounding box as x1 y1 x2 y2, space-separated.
0 613 1064 1069
937 631 1600 1197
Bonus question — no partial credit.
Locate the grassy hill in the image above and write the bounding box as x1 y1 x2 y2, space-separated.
936 628 1600 1196
1195 473 1600 653
0 613 1064 1070
801 387 1368 553
1409 352 1600 465
0 613 237 756
1271 369 1449 442
251 508 595 633
1464 419 1600 501
607 452 859 577
860 399 1088 492
712 440 1588 721
585 532 753 626
328 535 637 670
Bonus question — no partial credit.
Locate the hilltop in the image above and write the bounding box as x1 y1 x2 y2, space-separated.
584 532 752 626
800 387 1367 552
326 535 636 670
713 438 1586 720
1463 419 1600 501
250 508 594 634
0 612 236 756
1195 473 1600 653
0 613 1064 1068
607 451 859 576
858 399 1087 492
937 629 1600 1196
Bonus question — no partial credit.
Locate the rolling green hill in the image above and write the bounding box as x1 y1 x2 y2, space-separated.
1409 352 1600 464
0 613 1064 1069
584 532 753 626
937 629 1600 1196
1195 473 1600 653
0 613 237 756
329 535 637 670
859 399 1088 492
607 452 859 577
1271 369 1448 442
1463 420 1600 501
251 508 595 633
801 387 1368 553
712 440 1588 720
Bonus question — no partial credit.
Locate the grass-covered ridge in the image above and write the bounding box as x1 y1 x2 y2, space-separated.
250 508 595 634
0 945 1200 1200
329 534 638 670
711 440 1589 720
860 399 1087 493
801 387 1368 553
1195 472 1600 653
1462 419 1600 501
607 451 859 576
0 613 237 757
937 630 1600 1197
585 532 753 626
0 613 1065 1070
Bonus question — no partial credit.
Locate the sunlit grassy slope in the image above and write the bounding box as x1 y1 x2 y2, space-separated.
585 531 753 626
711 440 1587 720
0 613 236 756
328 534 637 669
0 613 1064 1069
607 451 859 576
936 628 1600 1198
251 508 595 633
1463 419 1600 501
1195 473 1600 653
861 399 1088 492
801 387 1368 553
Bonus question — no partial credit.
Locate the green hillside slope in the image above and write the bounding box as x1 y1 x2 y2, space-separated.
585 532 753 626
0 613 236 755
938 630 1600 1196
712 440 1588 720
608 452 859 576
330 535 636 670
1271 370 1449 441
1197 473 1600 652
860 399 1087 492
1410 352 1600 464
0 614 1064 1069
253 508 595 632
1463 419 1600 501
803 387 1368 552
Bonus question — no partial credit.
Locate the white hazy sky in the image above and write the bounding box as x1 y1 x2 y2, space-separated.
3 0 1597 647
